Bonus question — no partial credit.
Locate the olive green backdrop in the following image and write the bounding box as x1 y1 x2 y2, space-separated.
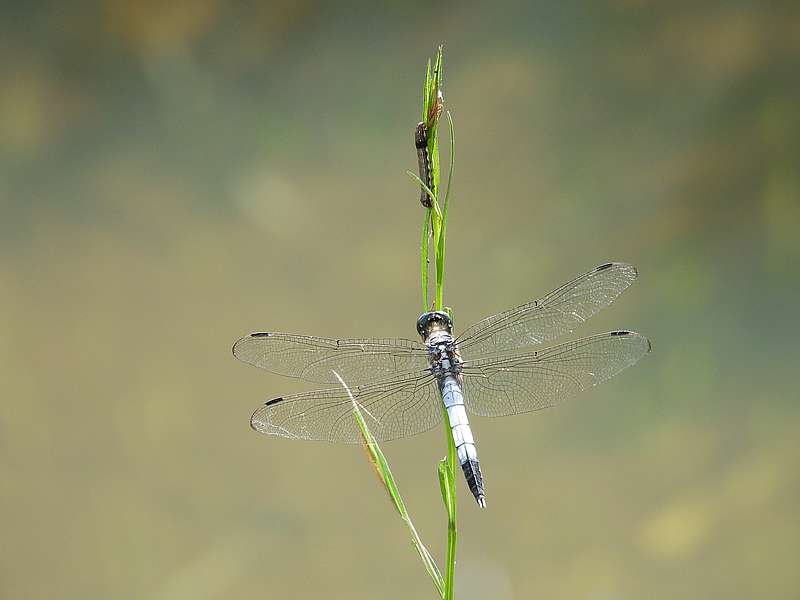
2 1 798 598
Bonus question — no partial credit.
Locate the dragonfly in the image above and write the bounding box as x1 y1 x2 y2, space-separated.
233 262 651 507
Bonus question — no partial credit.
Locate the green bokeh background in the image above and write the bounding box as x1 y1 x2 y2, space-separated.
2 2 799 599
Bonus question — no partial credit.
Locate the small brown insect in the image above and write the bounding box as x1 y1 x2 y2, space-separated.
427 88 443 127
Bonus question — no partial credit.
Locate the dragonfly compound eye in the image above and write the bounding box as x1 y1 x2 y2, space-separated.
416 311 453 338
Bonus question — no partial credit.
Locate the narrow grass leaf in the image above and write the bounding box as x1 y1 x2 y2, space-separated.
420 208 431 311
406 170 439 209
334 371 445 597
437 459 454 515
423 59 432 123
435 111 455 310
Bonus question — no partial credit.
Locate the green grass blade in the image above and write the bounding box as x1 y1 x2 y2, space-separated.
435 111 455 311
427 48 443 234
405 170 439 215
437 460 454 518
334 371 445 597
423 59 432 122
420 208 431 312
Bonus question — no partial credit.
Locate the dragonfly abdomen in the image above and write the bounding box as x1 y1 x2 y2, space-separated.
440 375 486 508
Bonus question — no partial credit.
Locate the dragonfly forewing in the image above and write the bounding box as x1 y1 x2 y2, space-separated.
233 333 429 385
456 262 638 358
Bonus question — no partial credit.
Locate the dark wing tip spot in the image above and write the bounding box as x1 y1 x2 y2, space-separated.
595 261 639 279
251 332 271 338
264 397 284 407
610 330 652 352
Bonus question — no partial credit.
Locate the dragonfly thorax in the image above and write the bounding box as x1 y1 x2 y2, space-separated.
425 335 463 377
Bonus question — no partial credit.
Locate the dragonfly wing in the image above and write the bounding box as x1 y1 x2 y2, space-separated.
456 262 638 358
233 333 429 385
461 331 650 417
250 370 441 442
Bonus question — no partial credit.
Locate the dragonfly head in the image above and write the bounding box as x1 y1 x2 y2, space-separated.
416 311 453 340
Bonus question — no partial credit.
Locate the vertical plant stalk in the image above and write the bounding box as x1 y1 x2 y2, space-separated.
421 209 431 312
438 405 458 600
353 45 459 600
418 47 459 600
436 110 455 312
418 49 444 312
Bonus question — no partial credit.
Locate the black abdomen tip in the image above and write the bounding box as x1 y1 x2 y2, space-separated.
461 459 486 507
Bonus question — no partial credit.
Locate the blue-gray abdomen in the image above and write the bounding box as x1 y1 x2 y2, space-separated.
439 375 486 507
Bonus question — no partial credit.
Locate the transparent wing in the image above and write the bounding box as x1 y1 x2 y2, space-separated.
456 262 638 358
250 370 441 443
232 333 429 385
461 330 650 417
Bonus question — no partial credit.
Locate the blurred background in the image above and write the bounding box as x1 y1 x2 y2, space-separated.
2 1 799 599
